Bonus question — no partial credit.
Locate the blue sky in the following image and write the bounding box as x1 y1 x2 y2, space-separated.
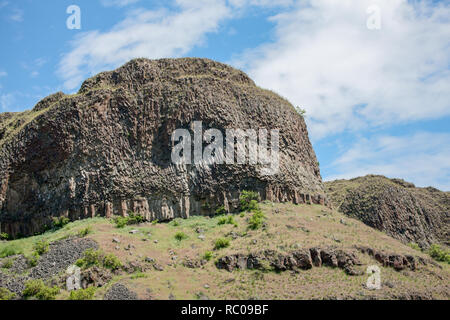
0 0 449 190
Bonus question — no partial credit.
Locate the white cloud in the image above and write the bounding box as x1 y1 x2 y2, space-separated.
0 93 15 111
58 0 231 90
228 0 293 8
100 0 140 7
325 132 450 191
0 71 7 78
10 8 23 22
234 0 450 140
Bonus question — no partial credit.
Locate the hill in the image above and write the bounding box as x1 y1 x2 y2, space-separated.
1 201 448 300
325 175 449 248
0 58 324 239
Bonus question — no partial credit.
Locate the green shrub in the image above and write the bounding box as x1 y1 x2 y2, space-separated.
114 216 129 228
171 219 181 227
202 202 211 210
78 226 92 237
1 258 13 269
248 210 266 230
215 206 227 215
408 242 421 251
203 251 213 261
68 287 96 300
295 106 307 117
428 244 450 264
0 244 22 258
103 253 122 270
76 249 101 269
52 216 70 229
151 219 159 225
217 216 227 225
240 190 260 212
214 238 230 250
33 239 49 256
0 232 9 241
115 213 145 228
218 215 237 227
128 212 145 224
26 252 40 267
76 249 122 270
0 287 15 300
175 232 188 241
23 279 60 300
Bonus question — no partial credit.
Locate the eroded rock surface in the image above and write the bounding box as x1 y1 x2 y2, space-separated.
325 175 449 247
0 58 325 238
216 247 363 275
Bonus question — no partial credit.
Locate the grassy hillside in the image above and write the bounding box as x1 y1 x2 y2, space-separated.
1 201 448 300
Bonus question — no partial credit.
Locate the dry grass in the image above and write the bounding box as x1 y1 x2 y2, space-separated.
3 202 449 300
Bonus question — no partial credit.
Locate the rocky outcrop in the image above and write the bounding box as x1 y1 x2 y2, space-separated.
80 267 113 289
355 246 428 271
216 247 363 275
0 58 325 238
104 283 138 300
217 246 428 275
325 175 449 248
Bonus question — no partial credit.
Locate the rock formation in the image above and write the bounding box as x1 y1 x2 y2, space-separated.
0 58 325 238
325 175 449 248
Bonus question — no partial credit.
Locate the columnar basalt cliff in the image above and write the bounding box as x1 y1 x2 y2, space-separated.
0 58 325 238
325 175 449 248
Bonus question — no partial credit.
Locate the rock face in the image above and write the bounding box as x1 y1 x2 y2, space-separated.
216 247 364 275
325 175 449 248
0 58 325 238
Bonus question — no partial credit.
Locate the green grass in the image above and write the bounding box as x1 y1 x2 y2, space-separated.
203 251 213 261
214 238 230 250
131 272 147 279
114 212 145 228
103 253 123 270
248 210 266 230
23 279 60 300
68 287 96 300
428 244 450 264
0 217 107 257
75 249 102 269
0 287 16 300
218 215 237 227
33 239 49 255
0 232 9 240
0 244 23 258
78 226 93 237
215 205 227 215
52 216 70 229
1 258 13 269
408 242 421 251
174 232 188 241
240 190 260 212
76 249 122 270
